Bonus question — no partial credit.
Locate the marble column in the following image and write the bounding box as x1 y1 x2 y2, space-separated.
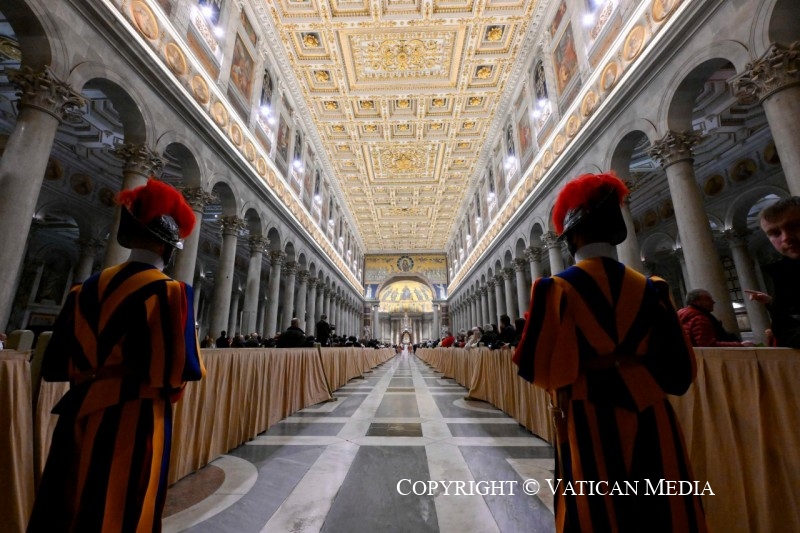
74 238 103 283
322 287 334 324
493 275 506 322
280 261 298 330
724 230 771 344
241 235 269 334
0 66 84 331
323 287 331 321
295 270 309 331
103 144 165 268
315 282 325 325
732 42 800 195
470 295 478 328
543 231 565 274
433 304 440 338
526 246 544 281
514 259 530 318
228 290 241 336
480 286 490 326
264 250 285 338
173 187 214 285
373 305 380 339
649 131 737 332
306 277 318 332
503 268 516 319
486 280 498 325
618 197 644 272
257 294 267 335
209 216 245 338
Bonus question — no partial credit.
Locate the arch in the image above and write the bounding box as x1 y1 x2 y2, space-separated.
283 241 296 263
242 208 263 236
161 142 204 194
766 0 800 51
503 250 514 268
266 227 282 251
208 182 238 225
514 237 527 259
640 232 677 260
661 55 742 133
724 185 790 230
2 0 58 70
608 128 656 177
68 64 153 145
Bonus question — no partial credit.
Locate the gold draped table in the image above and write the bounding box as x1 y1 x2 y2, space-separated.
0 351 35 533
416 347 553 443
3 346 394 533
417 346 800 533
668 347 800 533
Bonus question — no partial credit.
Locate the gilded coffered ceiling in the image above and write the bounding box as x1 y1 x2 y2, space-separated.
256 0 541 252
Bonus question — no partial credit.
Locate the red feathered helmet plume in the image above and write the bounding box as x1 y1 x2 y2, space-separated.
552 172 629 245
117 178 196 250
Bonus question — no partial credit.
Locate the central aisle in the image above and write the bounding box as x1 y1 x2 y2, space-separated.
163 352 556 533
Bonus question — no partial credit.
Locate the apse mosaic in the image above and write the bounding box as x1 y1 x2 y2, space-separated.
378 280 434 314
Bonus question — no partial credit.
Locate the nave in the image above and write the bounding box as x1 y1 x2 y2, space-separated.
162 351 555 533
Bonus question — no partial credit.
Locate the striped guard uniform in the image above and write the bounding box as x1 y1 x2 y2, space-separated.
29 261 205 533
513 256 706 532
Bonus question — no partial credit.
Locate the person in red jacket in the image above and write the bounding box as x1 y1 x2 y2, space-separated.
677 289 754 347
440 331 455 347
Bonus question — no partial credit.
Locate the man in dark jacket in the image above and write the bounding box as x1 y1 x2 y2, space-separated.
216 330 230 348
747 197 800 347
316 314 331 346
496 314 516 346
277 318 306 348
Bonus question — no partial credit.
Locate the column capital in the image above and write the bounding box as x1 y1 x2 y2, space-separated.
494 273 505 285
113 144 166 177
542 231 561 248
487 278 495 289
323 286 332 295
513 258 528 271
269 250 286 265
647 131 705 168
526 246 543 262
732 41 800 104
219 215 246 236
297 269 309 283
283 261 297 276
248 234 270 253
8 66 85 122
182 187 216 211
480 286 489 296
307 276 318 288
503 268 515 280
722 228 751 248
77 237 104 252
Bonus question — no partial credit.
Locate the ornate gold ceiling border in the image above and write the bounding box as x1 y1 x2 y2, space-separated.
110 0 363 291
448 0 685 292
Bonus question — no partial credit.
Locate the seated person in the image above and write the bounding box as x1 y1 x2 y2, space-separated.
479 323 498 346
276 318 306 348
440 331 456 347
496 315 516 346
677 289 754 347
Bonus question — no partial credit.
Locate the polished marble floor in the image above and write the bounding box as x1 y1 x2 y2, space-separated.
163 351 556 533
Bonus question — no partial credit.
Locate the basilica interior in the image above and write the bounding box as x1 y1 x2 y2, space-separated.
1 0 799 531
